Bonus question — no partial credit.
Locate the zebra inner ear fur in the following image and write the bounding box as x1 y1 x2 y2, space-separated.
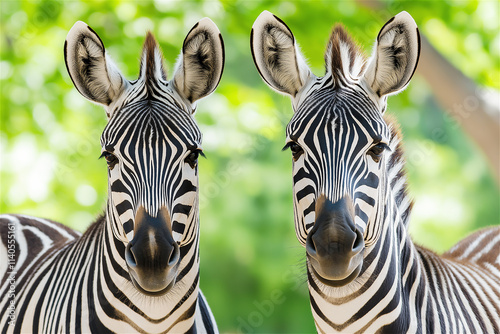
362 11 421 98
173 17 225 105
251 10 311 97
64 21 125 106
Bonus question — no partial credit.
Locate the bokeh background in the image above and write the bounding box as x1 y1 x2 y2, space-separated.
1 1 499 333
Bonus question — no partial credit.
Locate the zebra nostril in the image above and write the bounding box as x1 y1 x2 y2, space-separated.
352 228 364 253
168 243 180 267
306 233 317 257
125 243 137 268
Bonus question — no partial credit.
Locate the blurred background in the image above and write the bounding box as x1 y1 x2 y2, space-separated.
1 1 498 332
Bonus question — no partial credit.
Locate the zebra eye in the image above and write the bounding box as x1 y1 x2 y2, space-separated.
185 149 204 169
99 151 118 170
368 143 388 162
283 142 304 161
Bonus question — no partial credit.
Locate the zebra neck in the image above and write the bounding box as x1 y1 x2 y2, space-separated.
385 116 413 230
306 196 410 332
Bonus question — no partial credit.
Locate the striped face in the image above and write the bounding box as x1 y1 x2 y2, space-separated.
65 19 224 295
101 90 203 295
101 95 202 245
286 82 391 247
252 11 419 286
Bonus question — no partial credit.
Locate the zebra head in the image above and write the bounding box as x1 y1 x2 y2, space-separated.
252 11 420 287
64 20 224 295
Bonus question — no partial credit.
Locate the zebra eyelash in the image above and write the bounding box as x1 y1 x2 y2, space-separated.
99 151 117 159
185 148 206 169
367 142 391 163
282 141 304 161
282 142 292 152
282 141 301 151
187 148 206 159
370 142 391 151
99 151 119 169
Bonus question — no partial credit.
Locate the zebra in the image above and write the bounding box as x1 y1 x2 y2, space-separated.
251 10 500 333
0 17 224 333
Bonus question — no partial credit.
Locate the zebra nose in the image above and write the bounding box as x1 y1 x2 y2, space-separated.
306 225 363 258
124 207 180 295
125 238 180 269
306 195 365 285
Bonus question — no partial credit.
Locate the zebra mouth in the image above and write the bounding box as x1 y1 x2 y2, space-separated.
309 262 363 287
128 273 177 296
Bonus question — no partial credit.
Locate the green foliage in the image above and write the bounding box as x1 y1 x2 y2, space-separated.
1 1 498 332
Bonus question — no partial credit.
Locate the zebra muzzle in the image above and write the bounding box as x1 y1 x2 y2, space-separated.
306 195 364 287
124 206 180 296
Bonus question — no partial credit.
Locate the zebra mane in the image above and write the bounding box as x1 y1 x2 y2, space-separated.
140 32 168 90
325 25 366 83
384 114 414 228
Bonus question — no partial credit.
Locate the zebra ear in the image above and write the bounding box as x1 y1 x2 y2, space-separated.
251 11 311 97
64 21 126 106
362 11 421 97
173 18 225 105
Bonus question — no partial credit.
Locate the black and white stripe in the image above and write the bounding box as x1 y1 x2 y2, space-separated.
1 18 223 333
252 10 500 333
287 84 391 247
